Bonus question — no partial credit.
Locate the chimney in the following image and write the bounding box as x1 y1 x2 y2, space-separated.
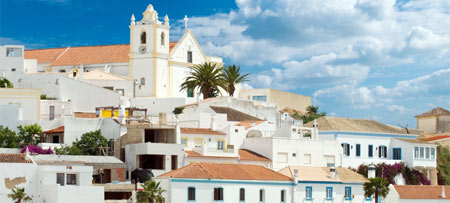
210 115 216 131
442 187 446 198
368 165 376 179
312 119 319 139
330 167 336 180
293 168 299 185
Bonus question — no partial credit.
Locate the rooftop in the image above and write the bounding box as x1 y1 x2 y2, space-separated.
43 126 64 134
415 107 450 118
426 134 450 142
304 116 421 135
235 120 265 130
71 69 129 81
278 166 367 183
185 149 270 162
159 162 292 181
394 185 450 199
180 127 226 135
210 106 262 122
395 138 433 144
0 153 32 163
32 155 124 165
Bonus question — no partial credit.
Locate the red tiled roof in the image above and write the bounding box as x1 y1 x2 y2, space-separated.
43 126 64 134
238 149 270 162
236 120 265 130
74 112 97 118
180 128 226 135
394 185 450 199
416 107 450 118
0 153 32 163
427 135 450 141
159 162 292 181
184 151 237 159
25 42 179 67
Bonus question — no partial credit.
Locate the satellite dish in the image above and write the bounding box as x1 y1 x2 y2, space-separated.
246 130 262 138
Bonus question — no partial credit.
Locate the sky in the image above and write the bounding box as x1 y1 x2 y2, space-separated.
1 0 449 128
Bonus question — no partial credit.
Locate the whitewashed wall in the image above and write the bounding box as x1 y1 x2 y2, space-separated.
0 163 38 203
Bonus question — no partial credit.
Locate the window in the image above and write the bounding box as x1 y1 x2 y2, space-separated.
187 88 194 97
378 145 387 158
304 154 311 164
393 148 401 160
217 140 225 150
188 187 195 201
59 69 66 73
426 147 430 159
194 138 203 147
141 32 146 44
11 68 16 72
6 48 22 57
140 77 145 85
66 174 77 185
325 155 335 167
49 105 55 121
116 89 125 96
420 147 424 159
281 190 286 202
181 137 188 147
259 189 265 202
214 187 223 201
161 32 165 46
187 51 193 63
305 186 312 200
252 95 267 101
171 155 178 170
277 152 288 163
368 145 373 158
235 129 239 133
414 147 419 159
356 144 361 157
239 188 245 201
341 143 350 156
345 187 352 200
56 173 65 186
326 187 332 200
431 148 436 159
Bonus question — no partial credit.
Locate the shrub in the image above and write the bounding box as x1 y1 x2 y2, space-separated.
21 145 53 154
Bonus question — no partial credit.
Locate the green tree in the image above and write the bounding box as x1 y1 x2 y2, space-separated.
137 179 165 203
180 62 223 99
302 105 326 124
221 65 250 97
8 187 32 203
54 145 83 155
17 124 42 145
363 177 390 203
437 145 450 185
0 78 14 88
73 130 107 155
0 125 20 148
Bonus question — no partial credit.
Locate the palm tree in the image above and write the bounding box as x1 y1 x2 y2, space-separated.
180 62 223 99
363 177 390 203
8 187 32 203
137 179 165 203
221 65 249 97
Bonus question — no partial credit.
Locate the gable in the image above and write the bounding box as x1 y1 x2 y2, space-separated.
170 30 207 63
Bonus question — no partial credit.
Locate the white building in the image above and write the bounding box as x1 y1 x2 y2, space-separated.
304 116 438 185
0 153 104 203
279 166 369 203
157 162 294 203
384 185 450 203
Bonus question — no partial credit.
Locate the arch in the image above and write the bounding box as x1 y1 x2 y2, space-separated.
141 32 146 44
161 32 165 46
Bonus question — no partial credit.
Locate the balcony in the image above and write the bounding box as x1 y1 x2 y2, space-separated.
192 145 238 157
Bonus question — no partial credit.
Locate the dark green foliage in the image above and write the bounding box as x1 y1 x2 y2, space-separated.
137 179 165 203
356 162 430 185
437 146 450 185
8 187 32 203
180 62 224 100
302 105 326 124
363 177 390 203
0 78 13 88
17 124 42 145
40 94 56 100
0 125 20 148
56 130 107 155
172 107 184 115
221 65 249 97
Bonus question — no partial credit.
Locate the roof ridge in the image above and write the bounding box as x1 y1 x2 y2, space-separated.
197 163 216 179
25 44 130 51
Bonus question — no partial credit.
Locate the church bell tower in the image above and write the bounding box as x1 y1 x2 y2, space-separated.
129 4 170 97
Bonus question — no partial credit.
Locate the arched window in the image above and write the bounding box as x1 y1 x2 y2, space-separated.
187 187 195 201
239 188 245 201
141 32 146 44
161 32 165 46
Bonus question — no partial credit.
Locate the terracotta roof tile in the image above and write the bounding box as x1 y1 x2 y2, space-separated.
169 42 177 52
427 135 450 141
180 128 226 135
24 47 67 63
416 107 450 118
74 112 97 118
159 162 292 181
394 185 450 199
184 151 237 159
238 149 270 162
236 120 265 130
278 166 367 183
0 153 32 163
43 126 64 134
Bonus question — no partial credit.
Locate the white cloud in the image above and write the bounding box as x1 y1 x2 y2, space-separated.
387 105 406 113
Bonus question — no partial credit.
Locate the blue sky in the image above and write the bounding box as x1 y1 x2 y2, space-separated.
1 0 450 128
